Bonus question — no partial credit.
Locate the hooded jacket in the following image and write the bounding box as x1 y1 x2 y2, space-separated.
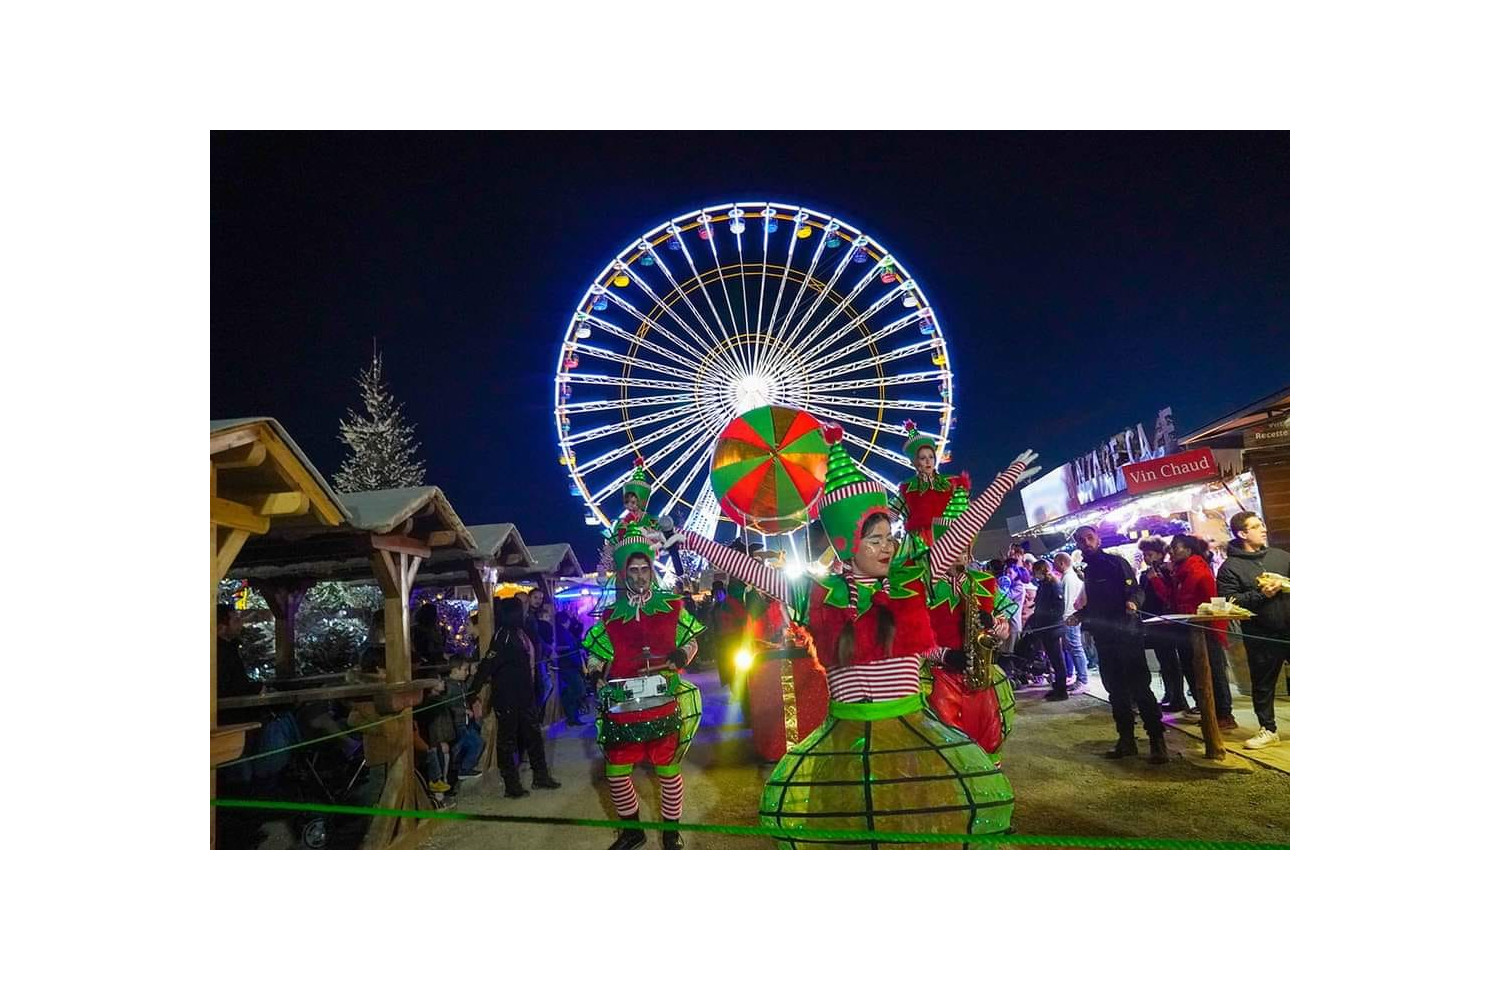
1216 541 1290 638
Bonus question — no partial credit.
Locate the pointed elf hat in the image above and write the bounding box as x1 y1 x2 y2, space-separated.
901 418 938 461
930 475 972 543
605 520 655 573
816 424 891 561
622 456 652 508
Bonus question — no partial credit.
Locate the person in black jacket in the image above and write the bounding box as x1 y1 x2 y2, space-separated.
1217 512 1290 750
470 597 563 798
1029 560 1070 701
1068 526 1168 763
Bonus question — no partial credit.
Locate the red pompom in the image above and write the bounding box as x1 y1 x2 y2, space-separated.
634 456 645 468
902 418 917 433
823 424 844 443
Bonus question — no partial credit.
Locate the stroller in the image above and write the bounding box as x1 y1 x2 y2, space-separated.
279 704 371 848
999 626 1056 690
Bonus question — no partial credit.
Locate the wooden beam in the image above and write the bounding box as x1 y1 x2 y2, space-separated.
370 534 431 558
211 443 267 470
246 491 309 517
213 526 252 582
211 497 270 535
253 426 345 527
427 530 457 547
209 427 259 455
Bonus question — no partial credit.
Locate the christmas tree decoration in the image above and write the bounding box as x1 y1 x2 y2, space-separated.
332 350 428 493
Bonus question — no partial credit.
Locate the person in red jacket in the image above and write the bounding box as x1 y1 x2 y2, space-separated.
1168 534 1236 730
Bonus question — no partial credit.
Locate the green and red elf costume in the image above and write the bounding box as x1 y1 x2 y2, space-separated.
920 483 1018 765
898 419 971 548
582 523 703 850
684 425 1036 848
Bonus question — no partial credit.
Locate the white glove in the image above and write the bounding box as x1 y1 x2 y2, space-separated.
658 514 676 534
1009 449 1040 470
1015 467 1041 483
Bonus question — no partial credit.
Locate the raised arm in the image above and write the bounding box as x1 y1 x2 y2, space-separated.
683 530 793 607
929 451 1040 573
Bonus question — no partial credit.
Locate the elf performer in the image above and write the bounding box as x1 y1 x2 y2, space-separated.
898 420 971 548
582 522 704 850
682 425 1039 848
920 483 1018 767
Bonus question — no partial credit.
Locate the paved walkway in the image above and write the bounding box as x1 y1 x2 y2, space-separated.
418 665 1291 850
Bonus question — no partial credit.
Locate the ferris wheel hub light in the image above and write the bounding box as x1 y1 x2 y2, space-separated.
733 372 776 413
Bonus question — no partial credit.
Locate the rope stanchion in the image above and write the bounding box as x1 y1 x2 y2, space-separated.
211 798 1287 849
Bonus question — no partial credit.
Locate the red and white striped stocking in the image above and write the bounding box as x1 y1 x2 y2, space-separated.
659 772 684 822
608 775 640 819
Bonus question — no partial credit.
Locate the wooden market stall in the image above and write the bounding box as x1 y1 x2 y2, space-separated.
210 418 349 845
226 484 477 849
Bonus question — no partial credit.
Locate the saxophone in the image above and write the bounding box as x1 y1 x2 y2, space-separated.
963 566 998 691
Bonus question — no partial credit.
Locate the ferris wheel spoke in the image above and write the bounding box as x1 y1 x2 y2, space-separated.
562 403 704 446
674 222 749 378
559 393 695 414
822 426 916 473
572 415 702 478
634 244 741 379
808 395 949 413
760 218 805 371
580 316 705 375
811 369 950 393
588 421 718 506
803 338 945 384
703 221 750 378
796 402 912 440
735 222 752 372
750 218 774 374
565 373 701 392
770 226 857 365
660 425 724 517
571 341 699 378
769 261 883 376
797 310 926 376
765 281 905 380
604 283 724 367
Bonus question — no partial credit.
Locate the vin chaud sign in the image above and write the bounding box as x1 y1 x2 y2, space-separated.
1121 447 1218 496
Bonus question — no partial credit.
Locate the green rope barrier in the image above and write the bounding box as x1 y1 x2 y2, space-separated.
216 690 470 770
212 798 1286 849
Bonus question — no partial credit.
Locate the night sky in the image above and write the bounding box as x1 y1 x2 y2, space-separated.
210 132 1288 560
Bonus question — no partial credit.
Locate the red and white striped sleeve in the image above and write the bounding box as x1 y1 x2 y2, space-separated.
683 531 793 607
929 459 1030 573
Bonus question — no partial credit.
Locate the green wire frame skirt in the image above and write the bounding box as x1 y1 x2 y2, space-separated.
759 695 1016 849
919 661 1018 739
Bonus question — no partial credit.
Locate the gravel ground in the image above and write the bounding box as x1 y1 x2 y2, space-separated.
419 667 1289 850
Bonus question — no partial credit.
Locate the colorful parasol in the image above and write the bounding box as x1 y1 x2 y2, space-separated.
710 405 829 534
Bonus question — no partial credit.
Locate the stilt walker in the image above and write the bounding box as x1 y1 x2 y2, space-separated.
582 522 703 850
685 422 1040 848
898 419 970 547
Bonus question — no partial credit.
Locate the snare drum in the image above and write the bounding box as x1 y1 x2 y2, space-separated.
601 673 677 714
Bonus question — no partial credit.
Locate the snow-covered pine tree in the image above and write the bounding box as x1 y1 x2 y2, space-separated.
332 350 428 492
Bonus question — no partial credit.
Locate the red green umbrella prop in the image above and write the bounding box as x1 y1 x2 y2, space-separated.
710 406 829 534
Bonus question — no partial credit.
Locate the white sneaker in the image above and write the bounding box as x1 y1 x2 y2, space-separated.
1244 727 1280 750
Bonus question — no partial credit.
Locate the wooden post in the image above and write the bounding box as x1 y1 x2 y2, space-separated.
364 544 427 848
254 580 309 678
1190 630 1226 760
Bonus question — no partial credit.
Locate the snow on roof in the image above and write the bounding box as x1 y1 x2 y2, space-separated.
465 522 533 564
526 543 582 576
338 486 477 551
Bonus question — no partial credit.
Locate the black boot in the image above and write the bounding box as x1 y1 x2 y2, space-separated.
503 783 530 799
1148 732 1169 764
532 772 562 790
609 812 646 850
661 819 684 850
1104 735 1138 759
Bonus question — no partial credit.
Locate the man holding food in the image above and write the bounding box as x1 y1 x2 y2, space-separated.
1217 512 1291 749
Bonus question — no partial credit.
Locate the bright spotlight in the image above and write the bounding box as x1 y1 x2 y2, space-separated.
734 647 755 672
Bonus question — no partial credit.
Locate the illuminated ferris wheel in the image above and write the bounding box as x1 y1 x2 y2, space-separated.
554 202 956 536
